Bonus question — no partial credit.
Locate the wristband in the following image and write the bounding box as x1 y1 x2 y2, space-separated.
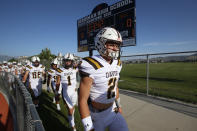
82 116 94 131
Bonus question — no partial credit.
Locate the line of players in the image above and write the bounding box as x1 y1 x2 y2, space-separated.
0 61 26 80
21 54 79 131
0 27 129 131
0 55 79 130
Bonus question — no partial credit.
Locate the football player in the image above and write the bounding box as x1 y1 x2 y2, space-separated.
0 62 2 72
56 53 78 131
2 61 8 72
47 58 62 110
78 27 129 131
7 62 16 74
16 62 25 80
22 56 46 107
7 62 16 86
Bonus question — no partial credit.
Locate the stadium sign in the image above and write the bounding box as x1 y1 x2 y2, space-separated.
77 0 136 52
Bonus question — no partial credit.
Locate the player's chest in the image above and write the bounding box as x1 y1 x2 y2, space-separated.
30 68 43 78
62 70 75 77
94 67 119 82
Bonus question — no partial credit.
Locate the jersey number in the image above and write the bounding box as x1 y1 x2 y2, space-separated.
67 76 71 85
107 77 117 99
32 72 41 79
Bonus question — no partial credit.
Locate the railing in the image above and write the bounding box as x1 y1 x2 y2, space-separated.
119 51 197 104
0 72 45 131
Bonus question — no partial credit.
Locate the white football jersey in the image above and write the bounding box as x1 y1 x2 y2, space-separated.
47 68 57 82
56 67 78 90
16 66 23 75
7 67 16 75
2 65 8 72
26 64 45 84
79 55 122 104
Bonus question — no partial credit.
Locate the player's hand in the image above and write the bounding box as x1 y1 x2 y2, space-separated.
114 107 122 114
22 80 26 84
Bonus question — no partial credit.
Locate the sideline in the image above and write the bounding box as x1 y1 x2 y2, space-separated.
119 89 197 118
120 93 197 131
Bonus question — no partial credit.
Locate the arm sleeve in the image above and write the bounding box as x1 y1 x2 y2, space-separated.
25 67 31 71
78 60 95 80
55 69 62 77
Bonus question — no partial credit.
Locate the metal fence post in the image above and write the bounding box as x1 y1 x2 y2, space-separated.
146 54 149 96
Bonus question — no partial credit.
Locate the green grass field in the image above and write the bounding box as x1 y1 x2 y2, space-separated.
37 91 110 131
37 90 83 131
119 62 197 104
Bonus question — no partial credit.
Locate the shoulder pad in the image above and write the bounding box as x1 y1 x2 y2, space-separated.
26 65 32 69
48 69 53 73
117 59 122 66
56 68 63 73
83 57 103 70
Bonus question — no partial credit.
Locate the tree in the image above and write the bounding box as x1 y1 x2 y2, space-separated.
38 48 56 69
8 58 18 62
38 48 56 61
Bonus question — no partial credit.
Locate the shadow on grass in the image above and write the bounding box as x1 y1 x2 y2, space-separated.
36 91 71 131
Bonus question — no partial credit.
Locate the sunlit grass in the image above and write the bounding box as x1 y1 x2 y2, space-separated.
37 90 83 131
119 62 197 103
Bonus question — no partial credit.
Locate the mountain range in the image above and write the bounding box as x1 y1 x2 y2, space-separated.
0 55 15 62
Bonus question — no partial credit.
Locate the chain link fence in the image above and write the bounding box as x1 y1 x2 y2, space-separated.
0 72 45 131
119 51 197 104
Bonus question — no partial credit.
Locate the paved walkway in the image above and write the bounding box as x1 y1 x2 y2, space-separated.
44 84 197 131
120 93 197 131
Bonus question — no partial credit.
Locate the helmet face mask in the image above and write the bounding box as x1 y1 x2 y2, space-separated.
63 53 74 69
33 61 40 67
51 58 59 69
3 61 7 66
105 41 121 60
51 63 57 69
63 59 73 69
95 27 122 60
8 62 12 68
31 56 40 67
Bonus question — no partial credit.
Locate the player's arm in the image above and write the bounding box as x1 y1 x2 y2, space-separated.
56 75 61 91
79 76 94 131
42 70 46 84
115 86 122 114
47 74 51 87
22 70 29 83
15 69 18 76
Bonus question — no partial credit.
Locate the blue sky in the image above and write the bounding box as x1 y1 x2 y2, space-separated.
0 0 197 57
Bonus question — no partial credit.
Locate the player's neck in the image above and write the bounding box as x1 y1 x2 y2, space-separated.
102 55 112 64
